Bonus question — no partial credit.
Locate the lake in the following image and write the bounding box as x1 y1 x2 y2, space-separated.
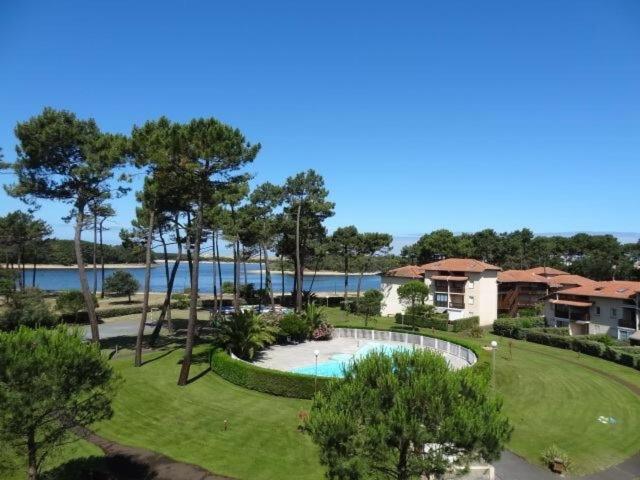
26 262 381 294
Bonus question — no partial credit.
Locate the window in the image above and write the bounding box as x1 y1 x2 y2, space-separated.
468 280 474 289
611 308 618 319
595 306 600 316
435 293 448 307
468 296 475 305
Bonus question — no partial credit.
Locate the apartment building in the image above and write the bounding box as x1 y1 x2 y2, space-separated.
380 258 500 326
545 280 640 339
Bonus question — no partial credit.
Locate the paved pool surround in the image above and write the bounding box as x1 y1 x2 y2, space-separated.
252 328 477 376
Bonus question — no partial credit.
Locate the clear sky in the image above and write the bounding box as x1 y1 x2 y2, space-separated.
1 0 639 250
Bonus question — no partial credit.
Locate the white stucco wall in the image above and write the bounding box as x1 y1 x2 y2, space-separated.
380 276 412 316
424 270 498 326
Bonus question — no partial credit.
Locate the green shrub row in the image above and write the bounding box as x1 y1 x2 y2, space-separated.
210 348 331 399
494 323 640 371
492 317 545 339
394 313 478 333
450 316 479 333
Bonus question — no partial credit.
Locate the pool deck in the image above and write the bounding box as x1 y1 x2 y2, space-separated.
252 337 470 373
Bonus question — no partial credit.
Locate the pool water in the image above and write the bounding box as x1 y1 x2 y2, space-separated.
290 342 416 378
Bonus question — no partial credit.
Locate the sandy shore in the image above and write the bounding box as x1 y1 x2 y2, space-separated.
35 263 152 270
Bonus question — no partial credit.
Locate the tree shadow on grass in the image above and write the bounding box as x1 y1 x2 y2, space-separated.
43 455 156 480
186 366 212 385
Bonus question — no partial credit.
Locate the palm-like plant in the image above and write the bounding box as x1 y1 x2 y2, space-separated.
212 310 277 360
303 302 325 329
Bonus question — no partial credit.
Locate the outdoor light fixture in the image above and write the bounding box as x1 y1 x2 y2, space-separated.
314 349 320 394
490 340 498 389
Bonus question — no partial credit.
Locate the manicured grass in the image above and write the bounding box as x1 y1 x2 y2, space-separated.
329 308 640 475
96 347 323 480
6 307 640 478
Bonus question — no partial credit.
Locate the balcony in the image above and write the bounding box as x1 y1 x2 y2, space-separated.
449 301 465 309
449 282 465 294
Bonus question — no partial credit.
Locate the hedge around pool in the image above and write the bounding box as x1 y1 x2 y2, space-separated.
210 348 332 399
210 328 490 399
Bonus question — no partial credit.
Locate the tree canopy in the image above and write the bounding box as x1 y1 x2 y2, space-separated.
0 326 118 480
307 349 512 480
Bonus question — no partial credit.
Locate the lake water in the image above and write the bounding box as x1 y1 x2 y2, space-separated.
25 262 381 294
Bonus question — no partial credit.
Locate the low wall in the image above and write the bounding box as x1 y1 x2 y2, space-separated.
333 328 478 367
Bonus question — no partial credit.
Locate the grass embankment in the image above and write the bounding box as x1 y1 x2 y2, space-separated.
6 307 640 478
331 310 640 475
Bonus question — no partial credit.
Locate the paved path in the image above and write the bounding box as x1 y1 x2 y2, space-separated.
495 450 640 479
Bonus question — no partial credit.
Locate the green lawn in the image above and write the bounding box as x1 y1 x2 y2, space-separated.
94 347 323 480
6 307 640 478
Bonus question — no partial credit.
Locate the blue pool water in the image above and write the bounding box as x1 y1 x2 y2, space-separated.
290 342 416 378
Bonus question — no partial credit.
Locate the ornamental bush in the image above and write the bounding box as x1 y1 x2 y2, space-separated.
450 316 479 333
210 348 330 398
279 313 311 342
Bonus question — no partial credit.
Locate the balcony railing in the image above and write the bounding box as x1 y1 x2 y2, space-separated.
449 301 465 309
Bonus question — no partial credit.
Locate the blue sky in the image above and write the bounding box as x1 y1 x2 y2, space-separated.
1 0 639 250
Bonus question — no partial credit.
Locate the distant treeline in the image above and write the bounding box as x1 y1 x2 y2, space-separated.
401 229 640 281
10 239 146 266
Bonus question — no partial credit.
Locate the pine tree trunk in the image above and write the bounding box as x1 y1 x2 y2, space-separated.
93 214 98 295
280 254 285 305
135 209 155 367
234 237 241 311
215 232 223 312
32 245 37 287
212 231 218 314
263 243 275 309
343 251 349 308
178 198 203 386
149 218 181 345
75 207 99 343
295 202 302 312
27 429 37 480
99 218 106 298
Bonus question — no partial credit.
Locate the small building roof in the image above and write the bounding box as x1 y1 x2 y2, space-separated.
547 274 598 289
526 266 570 276
421 258 501 273
382 265 425 279
498 270 550 284
558 280 640 300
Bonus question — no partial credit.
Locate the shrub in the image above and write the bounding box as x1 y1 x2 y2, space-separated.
103 270 140 302
493 317 545 339
172 293 189 309
222 281 234 294
580 334 615 346
468 325 484 338
279 313 310 342
0 289 58 331
56 290 98 322
210 349 330 399
405 304 434 317
451 316 479 333
312 322 334 340
357 290 384 320
541 445 572 471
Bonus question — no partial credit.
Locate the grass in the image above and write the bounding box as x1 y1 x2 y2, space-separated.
6 306 640 478
329 309 640 475
94 347 323 480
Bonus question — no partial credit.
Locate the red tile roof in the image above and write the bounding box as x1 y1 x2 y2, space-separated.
382 265 425 279
558 280 640 300
526 266 569 276
421 258 501 273
498 270 549 284
547 274 597 289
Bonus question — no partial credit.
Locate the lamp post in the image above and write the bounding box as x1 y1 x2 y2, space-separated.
314 349 320 395
490 340 498 390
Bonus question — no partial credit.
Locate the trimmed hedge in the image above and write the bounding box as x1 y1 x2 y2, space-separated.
210 349 331 399
395 314 479 333
492 317 545 339
494 323 640 371
450 316 479 333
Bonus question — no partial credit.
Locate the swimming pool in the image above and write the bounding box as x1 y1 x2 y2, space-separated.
290 342 416 378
